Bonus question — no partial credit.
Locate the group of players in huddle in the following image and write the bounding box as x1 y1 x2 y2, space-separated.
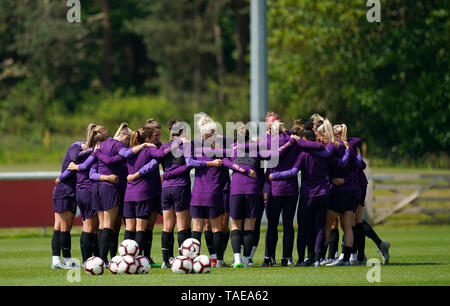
51 111 390 270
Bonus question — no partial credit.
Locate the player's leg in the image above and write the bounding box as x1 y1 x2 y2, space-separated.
51 213 64 269
59 209 76 268
100 204 119 264
249 194 265 265
161 207 176 268
230 218 243 268
146 211 159 266
261 194 281 267
204 219 216 262
280 196 297 266
209 212 227 267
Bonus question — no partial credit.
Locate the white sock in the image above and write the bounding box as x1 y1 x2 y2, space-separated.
243 256 250 266
211 254 217 260
52 256 61 265
250 246 257 259
234 253 242 264
63 257 73 267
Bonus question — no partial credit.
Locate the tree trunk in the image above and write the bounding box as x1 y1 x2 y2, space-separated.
99 0 113 88
231 0 250 80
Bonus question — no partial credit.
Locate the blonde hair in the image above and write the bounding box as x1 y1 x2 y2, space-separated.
316 119 334 143
270 120 286 136
333 124 347 142
114 122 133 147
310 113 324 125
196 112 216 136
85 123 97 148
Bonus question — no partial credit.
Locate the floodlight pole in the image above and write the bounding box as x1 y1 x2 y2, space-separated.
250 0 268 126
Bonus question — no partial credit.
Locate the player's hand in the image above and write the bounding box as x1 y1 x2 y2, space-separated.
344 141 349 149
290 134 300 141
212 159 223 167
55 177 60 184
332 178 345 186
108 174 119 184
94 144 101 151
268 174 273 182
144 143 157 148
67 162 78 171
248 169 257 178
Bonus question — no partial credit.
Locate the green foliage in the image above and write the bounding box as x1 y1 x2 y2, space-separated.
268 0 449 158
0 0 448 167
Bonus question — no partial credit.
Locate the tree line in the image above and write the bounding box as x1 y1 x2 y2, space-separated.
0 0 448 166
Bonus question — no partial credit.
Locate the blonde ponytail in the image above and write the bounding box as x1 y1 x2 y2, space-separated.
317 119 334 143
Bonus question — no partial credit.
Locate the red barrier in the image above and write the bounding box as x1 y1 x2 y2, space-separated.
0 179 162 227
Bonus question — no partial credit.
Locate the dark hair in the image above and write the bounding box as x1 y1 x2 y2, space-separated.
303 120 314 131
301 129 316 142
167 119 184 136
130 125 157 146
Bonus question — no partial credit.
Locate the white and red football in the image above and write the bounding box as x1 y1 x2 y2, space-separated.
118 239 140 257
192 255 212 274
135 255 151 274
84 256 105 275
108 256 122 274
171 256 193 274
180 238 201 259
117 255 138 274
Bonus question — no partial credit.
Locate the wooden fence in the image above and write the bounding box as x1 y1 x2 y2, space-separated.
364 161 450 225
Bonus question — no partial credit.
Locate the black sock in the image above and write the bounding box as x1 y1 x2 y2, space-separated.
222 230 230 254
80 231 88 262
135 231 147 255
192 231 202 244
342 245 351 262
124 230 136 241
213 232 224 261
178 229 190 248
230 230 241 254
93 233 100 257
205 230 216 255
169 231 175 258
328 228 339 259
97 229 103 257
144 230 153 259
307 250 314 262
161 231 171 263
356 223 366 261
100 228 113 262
60 231 71 259
351 226 357 254
363 220 382 248
243 230 253 257
85 232 97 260
110 230 120 258
51 230 61 257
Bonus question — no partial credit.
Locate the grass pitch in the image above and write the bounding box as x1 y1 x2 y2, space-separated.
0 225 449 286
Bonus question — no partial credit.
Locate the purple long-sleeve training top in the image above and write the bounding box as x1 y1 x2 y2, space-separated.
53 141 83 200
186 137 231 207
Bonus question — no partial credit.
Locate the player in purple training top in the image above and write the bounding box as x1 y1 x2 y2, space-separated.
186 113 230 267
52 139 83 270
128 119 191 269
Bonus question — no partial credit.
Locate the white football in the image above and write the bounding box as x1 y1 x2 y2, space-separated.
135 255 151 274
117 255 138 274
119 239 140 257
192 255 212 274
171 256 193 274
84 256 105 275
108 256 122 274
180 238 201 259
